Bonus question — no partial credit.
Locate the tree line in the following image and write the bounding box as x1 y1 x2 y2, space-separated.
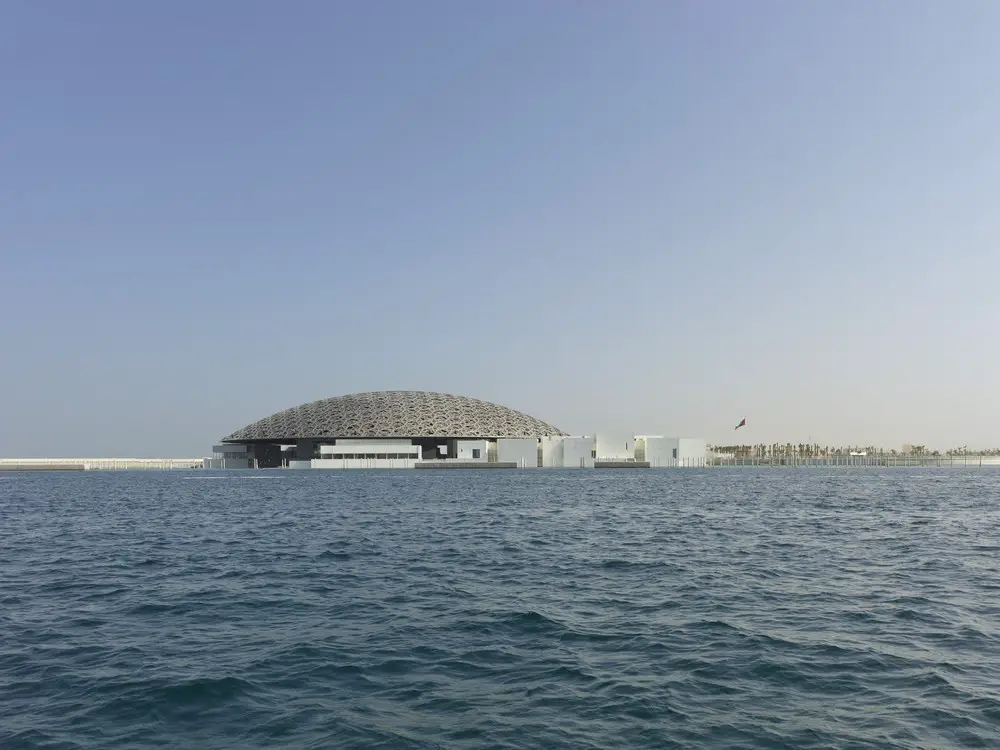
709 444 1000 458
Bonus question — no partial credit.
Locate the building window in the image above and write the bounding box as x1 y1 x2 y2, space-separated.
672 448 678 459
472 449 481 459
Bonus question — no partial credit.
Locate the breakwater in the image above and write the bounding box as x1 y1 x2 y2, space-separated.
0 463 85 471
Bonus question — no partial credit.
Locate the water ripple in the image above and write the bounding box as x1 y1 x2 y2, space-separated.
2 469 1000 748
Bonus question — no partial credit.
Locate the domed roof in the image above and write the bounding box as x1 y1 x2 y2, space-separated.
222 391 567 442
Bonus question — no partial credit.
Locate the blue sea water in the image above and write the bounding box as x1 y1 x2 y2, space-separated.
2 469 1000 749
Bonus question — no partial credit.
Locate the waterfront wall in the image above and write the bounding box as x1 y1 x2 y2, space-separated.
0 458 204 471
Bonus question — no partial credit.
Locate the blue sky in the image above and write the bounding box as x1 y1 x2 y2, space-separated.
1 1 997 456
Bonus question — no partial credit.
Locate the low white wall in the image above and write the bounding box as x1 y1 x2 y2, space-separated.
329 439 415 448
318 440 421 460
311 457 419 469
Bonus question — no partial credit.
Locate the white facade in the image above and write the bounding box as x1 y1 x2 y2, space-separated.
209 433 707 470
206 444 251 469
563 437 595 468
456 440 488 462
311 457 420 469
636 436 676 467
497 438 537 467
677 438 708 467
298 439 423 469
319 439 420 458
595 432 635 461
540 436 595 468
539 436 562 468
634 436 708 467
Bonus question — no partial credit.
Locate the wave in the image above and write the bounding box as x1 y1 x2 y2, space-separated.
4 469 1000 748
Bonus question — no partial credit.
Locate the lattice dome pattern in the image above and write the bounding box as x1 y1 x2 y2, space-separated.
223 391 567 442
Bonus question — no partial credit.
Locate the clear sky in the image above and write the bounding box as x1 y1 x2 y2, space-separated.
1 1 998 457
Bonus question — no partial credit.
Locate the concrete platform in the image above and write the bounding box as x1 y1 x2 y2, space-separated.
0 464 85 471
415 461 519 469
594 461 650 469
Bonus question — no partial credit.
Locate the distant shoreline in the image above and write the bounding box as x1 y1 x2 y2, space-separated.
2 456 1000 471
710 455 1000 468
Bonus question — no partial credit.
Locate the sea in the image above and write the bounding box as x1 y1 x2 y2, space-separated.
2 468 999 749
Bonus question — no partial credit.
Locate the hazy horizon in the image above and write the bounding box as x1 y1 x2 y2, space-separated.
2 1 998 458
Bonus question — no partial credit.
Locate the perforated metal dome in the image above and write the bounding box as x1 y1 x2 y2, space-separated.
222 391 567 442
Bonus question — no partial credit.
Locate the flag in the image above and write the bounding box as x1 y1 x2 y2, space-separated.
735 417 746 430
